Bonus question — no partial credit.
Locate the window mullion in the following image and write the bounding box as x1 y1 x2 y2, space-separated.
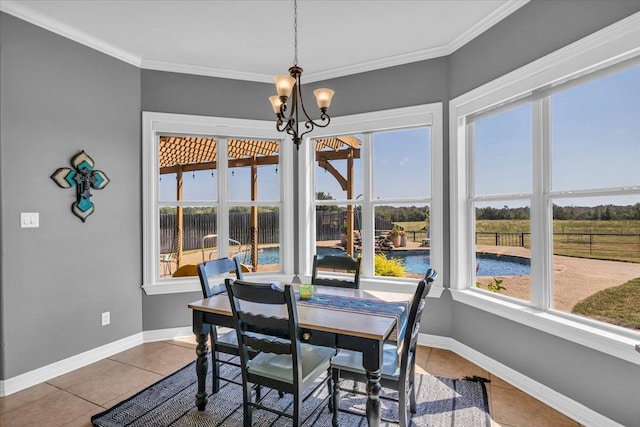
360 133 374 277
530 98 553 309
218 138 230 258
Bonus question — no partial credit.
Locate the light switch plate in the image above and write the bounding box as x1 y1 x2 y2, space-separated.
20 212 39 228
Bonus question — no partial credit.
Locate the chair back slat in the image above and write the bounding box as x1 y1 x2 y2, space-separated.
311 255 361 289
197 257 243 298
230 281 287 304
244 334 292 355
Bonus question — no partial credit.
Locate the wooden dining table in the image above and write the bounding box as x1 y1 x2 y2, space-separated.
188 284 411 427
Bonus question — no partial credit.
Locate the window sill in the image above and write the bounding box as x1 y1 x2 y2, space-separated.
142 274 445 298
451 288 640 366
142 273 292 295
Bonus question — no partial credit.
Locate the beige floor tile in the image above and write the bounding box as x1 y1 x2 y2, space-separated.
414 346 431 374
0 382 59 415
108 341 196 375
166 336 197 350
490 385 579 427
63 416 96 427
425 348 490 379
63 403 107 426
47 359 162 407
490 374 517 390
0 389 99 427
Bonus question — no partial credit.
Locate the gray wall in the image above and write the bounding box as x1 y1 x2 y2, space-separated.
2 1 640 424
0 12 142 378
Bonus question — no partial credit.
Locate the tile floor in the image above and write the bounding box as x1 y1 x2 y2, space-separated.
0 339 581 427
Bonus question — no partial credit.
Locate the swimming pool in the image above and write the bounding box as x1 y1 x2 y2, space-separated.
238 247 531 276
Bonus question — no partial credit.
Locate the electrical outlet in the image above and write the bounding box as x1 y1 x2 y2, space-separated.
101 311 110 326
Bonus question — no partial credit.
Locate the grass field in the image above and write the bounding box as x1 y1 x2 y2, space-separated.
573 278 640 330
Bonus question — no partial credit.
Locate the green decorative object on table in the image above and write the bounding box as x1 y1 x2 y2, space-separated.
299 284 314 300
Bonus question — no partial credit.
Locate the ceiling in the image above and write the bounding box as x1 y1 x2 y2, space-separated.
1 0 528 83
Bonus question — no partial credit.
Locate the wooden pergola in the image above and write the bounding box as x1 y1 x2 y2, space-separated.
159 134 361 273
315 136 362 256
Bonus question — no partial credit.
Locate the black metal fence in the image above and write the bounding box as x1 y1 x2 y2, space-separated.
476 231 640 262
160 212 279 252
161 211 394 252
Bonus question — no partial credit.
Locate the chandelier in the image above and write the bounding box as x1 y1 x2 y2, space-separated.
269 0 334 150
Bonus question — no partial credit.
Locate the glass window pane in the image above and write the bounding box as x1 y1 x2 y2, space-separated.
475 201 531 303
159 136 217 202
315 205 360 257
159 206 218 279
373 128 431 199
228 139 280 202
230 206 280 273
552 196 640 331
315 135 363 200
372 204 431 279
474 104 532 195
551 66 640 191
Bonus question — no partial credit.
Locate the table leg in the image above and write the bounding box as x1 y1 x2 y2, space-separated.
365 369 382 427
194 315 209 411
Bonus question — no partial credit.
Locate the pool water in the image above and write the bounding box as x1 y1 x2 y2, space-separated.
239 247 531 276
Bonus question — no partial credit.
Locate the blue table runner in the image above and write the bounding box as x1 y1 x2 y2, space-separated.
296 292 409 345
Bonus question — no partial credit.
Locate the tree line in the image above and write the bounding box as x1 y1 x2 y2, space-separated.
476 204 640 221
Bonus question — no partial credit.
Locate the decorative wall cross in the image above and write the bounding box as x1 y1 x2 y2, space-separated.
51 151 110 222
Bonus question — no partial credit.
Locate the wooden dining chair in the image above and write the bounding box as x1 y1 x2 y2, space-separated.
225 279 336 427
196 257 246 394
311 254 361 289
330 268 437 427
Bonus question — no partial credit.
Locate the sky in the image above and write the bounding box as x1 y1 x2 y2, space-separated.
160 64 638 208
475 64 639 207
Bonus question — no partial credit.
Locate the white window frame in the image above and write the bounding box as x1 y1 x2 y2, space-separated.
299 104 444 296
141 112 293 295
450 12 640 365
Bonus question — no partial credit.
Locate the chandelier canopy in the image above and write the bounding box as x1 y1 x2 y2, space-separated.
269 0 334 150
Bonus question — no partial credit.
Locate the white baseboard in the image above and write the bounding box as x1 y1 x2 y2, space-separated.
418 333 622 427
0 333 144 397
0 327 199 397
142 326 194 342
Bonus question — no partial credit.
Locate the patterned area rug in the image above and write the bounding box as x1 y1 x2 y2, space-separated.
92 356 490 426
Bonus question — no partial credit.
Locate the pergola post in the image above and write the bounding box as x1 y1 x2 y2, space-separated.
176 167 184 268
346 150 354 257
250 159 258 271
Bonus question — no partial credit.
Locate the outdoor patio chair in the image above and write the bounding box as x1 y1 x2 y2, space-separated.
225 279 335 426
311 254 361 289
330 268 437 427
196 257 248 394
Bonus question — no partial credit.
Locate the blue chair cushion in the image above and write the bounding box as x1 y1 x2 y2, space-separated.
247 344 334 389
331 343 414 381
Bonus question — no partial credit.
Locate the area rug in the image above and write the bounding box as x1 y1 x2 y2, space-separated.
92 356 490 427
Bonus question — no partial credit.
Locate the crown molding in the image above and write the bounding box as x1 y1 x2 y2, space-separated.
140 58 274 83
0 0 142 67
2 0 530 83
447 0 529 53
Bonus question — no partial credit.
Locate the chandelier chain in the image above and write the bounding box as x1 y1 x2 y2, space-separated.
293 0 298 66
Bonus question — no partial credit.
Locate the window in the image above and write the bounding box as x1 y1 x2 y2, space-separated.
142 113 290 294
451 16 640 363
307 105 443 289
